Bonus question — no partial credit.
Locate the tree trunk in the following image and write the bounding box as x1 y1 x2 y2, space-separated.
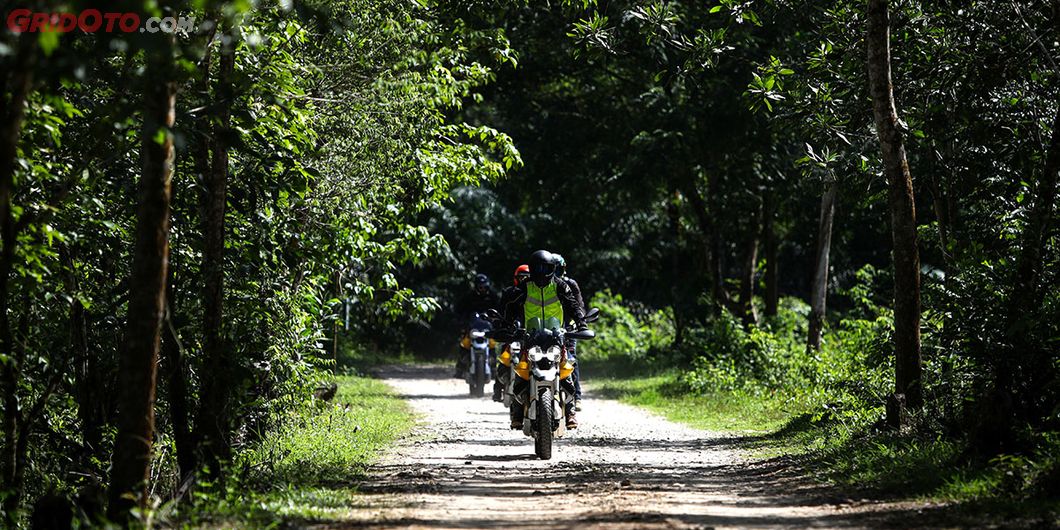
61 245 97 464
195 29 235 481
763 189 779 317
1013 108 1060 312
667 196 685 345
162 245 196 487
928 172 950 268
0 33 36 523
681 176 737 314
807 181 837 352
737 199 762 328
867 0 923 426
999 53 1060 433
106 38 177 521
169 21 215 484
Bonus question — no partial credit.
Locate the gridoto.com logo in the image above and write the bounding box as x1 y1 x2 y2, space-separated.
6 9 197 34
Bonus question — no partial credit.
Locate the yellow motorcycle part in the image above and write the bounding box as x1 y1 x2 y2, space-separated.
560 361 574 380
515 361 530 380
489 338 497 348
499 350 512 367
460 335 471 349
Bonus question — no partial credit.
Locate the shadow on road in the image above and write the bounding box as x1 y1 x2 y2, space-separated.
338 459 971 528
313 364 987 529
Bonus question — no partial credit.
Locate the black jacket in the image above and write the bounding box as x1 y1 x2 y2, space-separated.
500 279 585 329
456 288 498 321
557 275 585 318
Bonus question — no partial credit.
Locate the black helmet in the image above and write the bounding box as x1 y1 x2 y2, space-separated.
551 253 567 277
528 250 555 287
474 273 490 288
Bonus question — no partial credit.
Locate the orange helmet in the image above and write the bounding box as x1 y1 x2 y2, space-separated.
513 264 530 286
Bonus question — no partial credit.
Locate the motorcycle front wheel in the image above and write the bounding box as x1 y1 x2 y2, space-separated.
470 352 486 397
535 388 553 460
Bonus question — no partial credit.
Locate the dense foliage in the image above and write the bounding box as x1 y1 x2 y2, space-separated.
417 0 1060 504
1 0 1059 526
0 0 517 525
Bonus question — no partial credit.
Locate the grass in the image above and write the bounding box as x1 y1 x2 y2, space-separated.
339 340 421 372
585 359 1060 521
587 373 800 432
181 372 414 528
582 355 807 433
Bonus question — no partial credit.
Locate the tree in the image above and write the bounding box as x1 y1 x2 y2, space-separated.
0 32 38 525
762 189 779 317
866 0 923 425
807 179 837 352
195 20 236 483
106 29 177 521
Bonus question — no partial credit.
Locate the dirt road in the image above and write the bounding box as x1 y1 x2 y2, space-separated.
324 365 967 529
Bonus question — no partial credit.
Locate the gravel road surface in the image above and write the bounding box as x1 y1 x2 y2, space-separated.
318 365 971 529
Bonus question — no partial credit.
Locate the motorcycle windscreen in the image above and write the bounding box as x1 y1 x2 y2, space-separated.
469 314 492 330
526 316 563 331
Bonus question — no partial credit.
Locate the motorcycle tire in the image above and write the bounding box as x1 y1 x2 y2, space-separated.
470 353 486 397
535 389 553 460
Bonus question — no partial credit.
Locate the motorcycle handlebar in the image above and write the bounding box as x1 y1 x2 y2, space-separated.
487 325 594 342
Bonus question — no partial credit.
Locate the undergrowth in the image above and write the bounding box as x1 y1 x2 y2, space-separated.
583 274 1060 515
176 373 413 528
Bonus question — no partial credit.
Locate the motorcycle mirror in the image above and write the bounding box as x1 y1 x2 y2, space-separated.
486 308 502 320
584 308 601 323
566 329 595 340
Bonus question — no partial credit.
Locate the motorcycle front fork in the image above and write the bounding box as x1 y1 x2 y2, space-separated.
468 347 492 378
518 379 573 437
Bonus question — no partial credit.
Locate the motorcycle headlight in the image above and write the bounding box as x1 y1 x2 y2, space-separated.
546 345 561 361
534 346 558 370
528 347 544 362
470 331 487 338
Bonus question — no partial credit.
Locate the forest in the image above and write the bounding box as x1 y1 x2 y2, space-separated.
1 0 1058 528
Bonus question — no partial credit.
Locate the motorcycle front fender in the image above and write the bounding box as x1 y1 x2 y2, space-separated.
532 367 558 381
468 347 491 374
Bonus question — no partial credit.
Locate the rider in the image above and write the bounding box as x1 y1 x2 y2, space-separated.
501 250 585 430
455 273 499 378
493 264 530 401
552 253 585 412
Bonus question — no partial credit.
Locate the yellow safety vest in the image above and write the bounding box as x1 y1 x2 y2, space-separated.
524 282 564 330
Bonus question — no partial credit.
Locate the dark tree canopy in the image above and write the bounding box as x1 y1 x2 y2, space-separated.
0 0 1058 526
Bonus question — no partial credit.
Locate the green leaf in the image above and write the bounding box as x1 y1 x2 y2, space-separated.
38 31 60 56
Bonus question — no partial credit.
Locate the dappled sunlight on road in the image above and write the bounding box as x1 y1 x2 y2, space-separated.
312 365 962 530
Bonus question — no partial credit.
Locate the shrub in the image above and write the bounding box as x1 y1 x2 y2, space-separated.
671 266 897 427
583 289 673 361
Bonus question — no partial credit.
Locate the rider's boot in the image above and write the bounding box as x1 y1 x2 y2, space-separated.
492 366 507 402
454 349 469 379
566 413 578 429
510 403 524 429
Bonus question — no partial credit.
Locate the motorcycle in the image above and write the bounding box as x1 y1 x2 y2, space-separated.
464 312 494 397
496 340 521 408
490 308 599 460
